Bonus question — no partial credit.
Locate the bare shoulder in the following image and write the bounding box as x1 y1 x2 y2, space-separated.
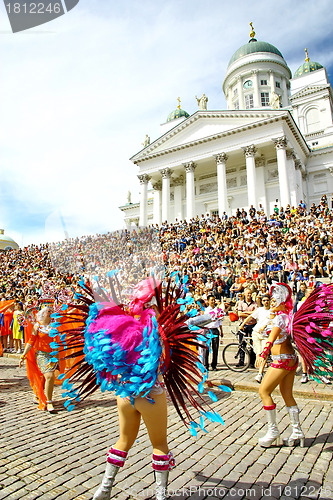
32 322 40 335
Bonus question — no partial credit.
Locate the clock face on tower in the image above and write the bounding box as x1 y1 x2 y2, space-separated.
243 80 253 89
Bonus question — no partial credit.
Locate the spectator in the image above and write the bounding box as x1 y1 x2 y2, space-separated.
203 294 223 371
293 282 307 312
283 257 298 283
269 259 282 280
326 254 333 281
235 287 258 367
240 294 272 382
311 254 325 278
12 302 24 354
229 276 243 300
256 281 269 306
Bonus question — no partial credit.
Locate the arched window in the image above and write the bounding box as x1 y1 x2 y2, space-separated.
305 107 320 134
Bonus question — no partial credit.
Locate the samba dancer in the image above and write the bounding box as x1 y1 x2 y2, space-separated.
256 283 333 448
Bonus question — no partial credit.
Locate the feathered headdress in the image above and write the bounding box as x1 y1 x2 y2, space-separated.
128 277 160 315
270 283 293 311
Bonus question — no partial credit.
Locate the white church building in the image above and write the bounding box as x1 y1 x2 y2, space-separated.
120 25 333 226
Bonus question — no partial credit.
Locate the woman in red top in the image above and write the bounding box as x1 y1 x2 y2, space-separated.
19 306 57 413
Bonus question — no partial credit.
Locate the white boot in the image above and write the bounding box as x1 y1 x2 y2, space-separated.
152 451 175 500
154 470 169 500
283 406 305 447
258 406 282 447
93 448 127 500
93 462 119 500
93 462 120 500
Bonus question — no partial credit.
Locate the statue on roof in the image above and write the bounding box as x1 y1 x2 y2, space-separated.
127 191 132 204
195 93 208 110
142 134 150 148
270 91 281 109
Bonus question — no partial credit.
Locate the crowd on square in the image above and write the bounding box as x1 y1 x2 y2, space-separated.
158 195 333 306
1 197 333 499
0 195 333 383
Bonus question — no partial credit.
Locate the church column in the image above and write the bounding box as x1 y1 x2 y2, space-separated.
242 145 257 208
138 173 150 227
281 77 289 107
160 168 171 223
252 70 260 108
173 176 184 221
237 77 244 109
183 162 196 221
294 159 304 204
226 87 232 109
322 95 333 128
152 181 162 226
215 153 229 216
286 150 297 207
272 136 291 209
268 70 275 97
255 155 268 213
227 196 234 214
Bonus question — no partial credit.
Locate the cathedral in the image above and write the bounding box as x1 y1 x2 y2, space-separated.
120 24 333 226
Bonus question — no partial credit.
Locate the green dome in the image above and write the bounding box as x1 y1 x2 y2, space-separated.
294 60 323 78
167 108 189 122
228 39 285 67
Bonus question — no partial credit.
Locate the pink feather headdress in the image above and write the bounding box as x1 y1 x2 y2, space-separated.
128 277 161 315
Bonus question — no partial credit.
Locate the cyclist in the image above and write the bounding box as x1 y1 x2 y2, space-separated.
235 288 258 367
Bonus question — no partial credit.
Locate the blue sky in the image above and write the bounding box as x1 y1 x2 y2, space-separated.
0 0 333 245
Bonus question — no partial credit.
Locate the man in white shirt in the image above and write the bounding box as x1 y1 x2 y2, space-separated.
239 294 271 382
240 295 272 355
204 294 223 371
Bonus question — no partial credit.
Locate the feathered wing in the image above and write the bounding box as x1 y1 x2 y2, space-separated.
53 277 227 432
154 277 225 431
292 284 333 381
51 283 97 405
52 281 162 406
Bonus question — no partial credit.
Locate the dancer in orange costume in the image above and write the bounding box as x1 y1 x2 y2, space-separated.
19 306 62 412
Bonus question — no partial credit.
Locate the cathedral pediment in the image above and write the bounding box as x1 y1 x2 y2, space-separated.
131 110 286 163
290 84 330 100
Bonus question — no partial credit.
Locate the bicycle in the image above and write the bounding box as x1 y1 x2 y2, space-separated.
222 331 303 375
222 329 252 372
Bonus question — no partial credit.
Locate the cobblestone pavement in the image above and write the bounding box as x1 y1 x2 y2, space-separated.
1 356 332 500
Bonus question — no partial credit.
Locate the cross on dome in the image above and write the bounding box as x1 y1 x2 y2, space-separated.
249 22 255 40
305 48 310 62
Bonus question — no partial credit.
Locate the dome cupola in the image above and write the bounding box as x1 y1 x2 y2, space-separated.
223 23 291 110
0 229 19 251
166 97 189 122
294 48 323 78
228 21 285 69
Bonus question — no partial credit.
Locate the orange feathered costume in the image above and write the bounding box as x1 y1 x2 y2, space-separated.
24 308 83 410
